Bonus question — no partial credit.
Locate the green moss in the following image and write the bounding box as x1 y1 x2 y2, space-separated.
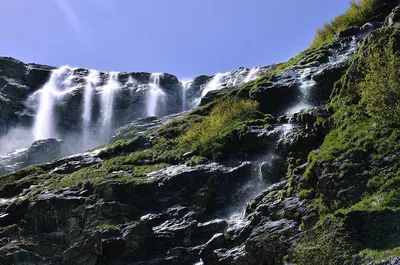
177 98 261 158
291 217 354 265
300 22 400 235
311 0 388 48
298 189 315 200
98 136 143 158
360 246 400 263
157 114 204 139
93 223 121 232
186 156 208 166
358 44 400 122
194 187 215 211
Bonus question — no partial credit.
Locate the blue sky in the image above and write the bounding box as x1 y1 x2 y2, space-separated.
1 0 351 78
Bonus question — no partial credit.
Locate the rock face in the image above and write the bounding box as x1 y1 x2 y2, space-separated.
0 57 54 135
0 57 275 168
0 3 400 265
0 60 273 141
0 138 63 174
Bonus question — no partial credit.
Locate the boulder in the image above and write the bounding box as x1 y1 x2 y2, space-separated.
26 138 63 165
0 138 63 176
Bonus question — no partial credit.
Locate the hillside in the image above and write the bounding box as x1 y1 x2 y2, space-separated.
0 1 400 264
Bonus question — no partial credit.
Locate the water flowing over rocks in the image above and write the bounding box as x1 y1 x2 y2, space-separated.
0 58 271 172
1 3 400 265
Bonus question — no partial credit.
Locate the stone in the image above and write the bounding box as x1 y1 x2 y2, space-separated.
26 138 63 164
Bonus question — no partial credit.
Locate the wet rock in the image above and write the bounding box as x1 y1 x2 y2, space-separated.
25 192 86 234
200 233 226 261
243 219 298 264
343 210 400 250
26 138 63 164
101 238 126 259
386 5 400 25
0 138 63 176
368 257 400 265
0 245 45 265
47 150 103 174
194 219 228 240
339 26 360 38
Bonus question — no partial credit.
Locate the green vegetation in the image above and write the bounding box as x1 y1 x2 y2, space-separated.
186 156 208 166
301 21 400 216
177 98 260 157
288 19 400 264
312 0 378 47
292 218 354 265
360 246 400 263
51 150 170 188
358 46 400 122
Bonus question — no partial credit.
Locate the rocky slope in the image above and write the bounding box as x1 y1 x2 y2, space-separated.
1 1 400 265
0 57 274 174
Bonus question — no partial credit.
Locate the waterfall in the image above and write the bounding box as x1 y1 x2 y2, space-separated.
180 79 193 111
285 68 315 115
192 73 225 106
229 68 247 87
32 66 73 140
227 124 293 228
201 73 225 98
100 72 120 138
82 70 101 146
243 67 260 83
285 34 363 116
298 68 316 104
194 67 262 107
146 73 166 117
82 70 100 130
329 36 358 65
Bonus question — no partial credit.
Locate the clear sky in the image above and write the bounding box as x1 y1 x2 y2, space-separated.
1 0 351 78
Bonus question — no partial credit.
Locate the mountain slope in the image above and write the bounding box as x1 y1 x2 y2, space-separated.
0 1 400 265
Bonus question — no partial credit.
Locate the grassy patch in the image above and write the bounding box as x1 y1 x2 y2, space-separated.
311 0 379 47
291 217 354 265
358 45 400 122
177 98 260 157
360 246 400 263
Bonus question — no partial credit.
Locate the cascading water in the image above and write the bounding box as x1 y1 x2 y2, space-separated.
330 36 358 64
180 79 193 112
285 32 367 116
201 73 225 99
229 68 248 87
146 73 166 117
243 67 260 83
82 70 101 133
285 68 315 115
32 66 74 140
100 72 120 139
226 124 293 228
193 73 225 106
224 28 374 232
193 67 263 107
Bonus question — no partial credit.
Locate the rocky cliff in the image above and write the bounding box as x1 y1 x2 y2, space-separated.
1 1 400 265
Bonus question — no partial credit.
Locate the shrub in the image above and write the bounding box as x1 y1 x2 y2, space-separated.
312 0 378 47
358 46 400 122
177 98 259 156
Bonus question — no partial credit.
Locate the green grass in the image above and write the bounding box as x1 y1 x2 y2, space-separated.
311 0 378 47
177 98 260 157
360 246 400 263
358 45 400 122
291 217 354 265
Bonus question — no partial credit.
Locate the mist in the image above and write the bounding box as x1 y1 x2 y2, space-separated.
0 127 34 156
